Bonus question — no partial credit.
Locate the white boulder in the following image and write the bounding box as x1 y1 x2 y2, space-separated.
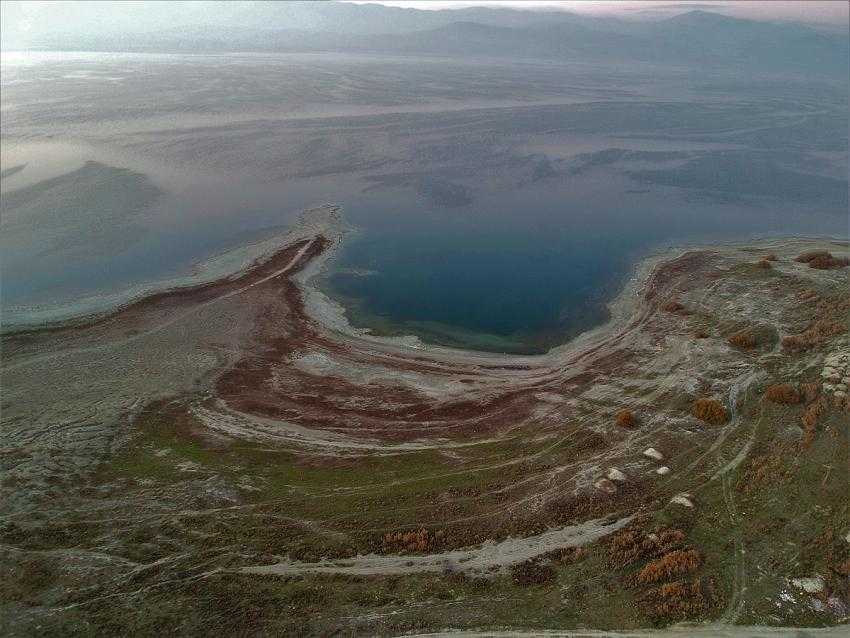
607 468 627 482
791 576 825 594
670 495 693 508
643 448 664 461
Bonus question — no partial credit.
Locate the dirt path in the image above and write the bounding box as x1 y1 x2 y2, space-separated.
240 515 633 577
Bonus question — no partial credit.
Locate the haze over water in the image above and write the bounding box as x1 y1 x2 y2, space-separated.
1 4 847 352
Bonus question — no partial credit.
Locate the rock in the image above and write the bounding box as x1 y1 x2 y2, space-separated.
834 391 846 400
791 576 825 594
845 530 850 544
670 494 693 508
607 468 627 482
643 448 664 461
594 478 617 494
656 466 671 475
823 384 835 392
828 596 848 616
835 384 847 392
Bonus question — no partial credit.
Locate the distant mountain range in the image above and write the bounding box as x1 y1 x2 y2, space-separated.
2 1 847 77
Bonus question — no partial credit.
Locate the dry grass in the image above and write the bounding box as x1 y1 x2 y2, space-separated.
615 409 637 429
764 383 801 405
782 295 849 353
692 398 727 425
800 396 829 448
728 329 757 349
736 443 793 494
797 289 819 302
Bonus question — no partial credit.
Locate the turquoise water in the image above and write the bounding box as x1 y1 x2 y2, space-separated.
323 174 847 354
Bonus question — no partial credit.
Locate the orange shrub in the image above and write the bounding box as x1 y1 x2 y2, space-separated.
642 577 718 621
382 528 433 553
800 396 828 448
764 384 801 404
607 527 687 569
616 409 636 428
809 254 849 270
795 250 831 263
782 318 846 352
637 549 703 584
800 382 820 404
794 250 849 269
692 398 727 425
728 330 757 349
662 300 686 314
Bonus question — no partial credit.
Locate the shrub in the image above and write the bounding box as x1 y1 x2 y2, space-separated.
808 254 849 270
641 577 719 621
795 250 831 263
511 560 555 586
764 384 801 404
800 396 828 448
755 259 772 269
608 527 686 568
382 528 434 554
692 398 727 425
637 549 703 584
662 300 686 314
800 382 820 404
693 329 709 339
728 330 757 349
763 254 778 261
795 250 849 269
615 409 636 428
782 318 846 352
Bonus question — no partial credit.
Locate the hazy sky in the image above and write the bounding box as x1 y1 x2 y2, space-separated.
345 1 850 26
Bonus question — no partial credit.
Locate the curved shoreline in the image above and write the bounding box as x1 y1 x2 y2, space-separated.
3 198 846 365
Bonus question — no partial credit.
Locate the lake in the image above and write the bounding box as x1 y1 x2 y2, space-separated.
1 52 847 351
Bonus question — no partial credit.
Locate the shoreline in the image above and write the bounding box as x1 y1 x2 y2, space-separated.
2 201 846 364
